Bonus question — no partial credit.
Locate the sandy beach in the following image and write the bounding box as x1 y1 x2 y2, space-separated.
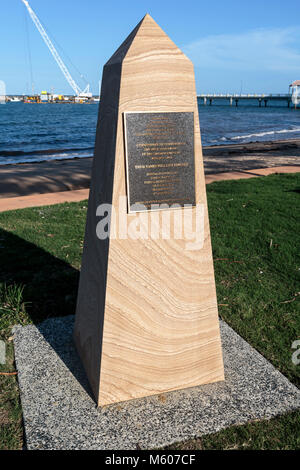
0 139 299 199
203 138 300 173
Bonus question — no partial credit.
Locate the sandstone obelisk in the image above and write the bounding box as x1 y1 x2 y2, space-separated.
74 14 224 406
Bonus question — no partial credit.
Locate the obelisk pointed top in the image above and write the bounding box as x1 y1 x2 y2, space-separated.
105 16 145 66
106 14 189 66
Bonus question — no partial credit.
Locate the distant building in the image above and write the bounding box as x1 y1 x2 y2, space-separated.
40 91 50 102
290 80 300 106
289 80 300 94
0 80 6 104
52 94 65 102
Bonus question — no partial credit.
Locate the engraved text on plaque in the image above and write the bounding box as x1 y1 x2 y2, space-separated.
124 112 195 212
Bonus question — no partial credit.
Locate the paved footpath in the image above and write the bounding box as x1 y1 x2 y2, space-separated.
0 165 299 213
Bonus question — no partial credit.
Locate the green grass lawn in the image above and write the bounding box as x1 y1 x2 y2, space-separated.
0 173 299 450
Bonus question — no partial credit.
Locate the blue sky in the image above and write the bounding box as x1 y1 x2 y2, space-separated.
1 0 299 95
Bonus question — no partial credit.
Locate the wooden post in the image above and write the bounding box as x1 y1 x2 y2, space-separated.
74 14 224 407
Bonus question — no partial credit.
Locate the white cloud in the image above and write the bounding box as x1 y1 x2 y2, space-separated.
183 27 300 72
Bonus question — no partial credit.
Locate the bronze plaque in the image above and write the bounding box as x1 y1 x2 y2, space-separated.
124 112 195 212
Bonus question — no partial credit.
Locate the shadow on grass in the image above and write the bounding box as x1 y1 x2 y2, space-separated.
0 227 79 325
285 188 300 194
0 228 94 401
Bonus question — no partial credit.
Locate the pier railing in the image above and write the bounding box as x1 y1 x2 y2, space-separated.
197 93 292 107
198 93 290 98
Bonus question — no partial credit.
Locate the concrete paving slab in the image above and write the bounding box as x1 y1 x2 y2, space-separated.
13 315 300 450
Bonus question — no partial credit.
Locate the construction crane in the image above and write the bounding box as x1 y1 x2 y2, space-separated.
21 0 92 98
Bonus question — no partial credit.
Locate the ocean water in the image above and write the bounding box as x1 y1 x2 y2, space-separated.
0 100 299 165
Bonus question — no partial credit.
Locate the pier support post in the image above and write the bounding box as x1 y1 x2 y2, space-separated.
264 99 267 107
258 99 262 107
204 97 207 105
209 98 212 106
229 97 233 106
235 99 238 107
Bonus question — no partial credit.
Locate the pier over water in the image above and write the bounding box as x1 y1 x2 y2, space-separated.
198 94 293 107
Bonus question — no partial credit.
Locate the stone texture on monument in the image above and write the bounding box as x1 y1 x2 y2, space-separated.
74 14 224 406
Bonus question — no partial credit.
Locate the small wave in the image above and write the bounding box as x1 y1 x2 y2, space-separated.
231 128 300 141
0 146 94 157
0 152 93 165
